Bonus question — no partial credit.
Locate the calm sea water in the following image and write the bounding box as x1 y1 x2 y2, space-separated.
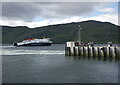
2 44 118 83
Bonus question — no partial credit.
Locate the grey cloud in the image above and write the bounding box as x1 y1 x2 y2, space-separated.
2 2 106 22
2 2 42 21
44 2 101 16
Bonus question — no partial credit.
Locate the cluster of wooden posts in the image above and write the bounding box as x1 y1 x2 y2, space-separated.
65 46 120 58
65 42 120 59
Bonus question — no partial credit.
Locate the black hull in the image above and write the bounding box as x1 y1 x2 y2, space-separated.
13 43 52 46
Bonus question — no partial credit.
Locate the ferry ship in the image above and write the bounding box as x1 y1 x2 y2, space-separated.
13 37 52 46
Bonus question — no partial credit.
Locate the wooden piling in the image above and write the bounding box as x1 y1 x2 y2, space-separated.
78 47 84 56
103 47 110 57
98 47 104 57
93 47 98 57
88 47 93 57
65 44 120 60
109 47 116 57
83 47 88 57
115 47 120 58
74 47 79 56
70 47 74 56
65 47 68 56
65 47 67 55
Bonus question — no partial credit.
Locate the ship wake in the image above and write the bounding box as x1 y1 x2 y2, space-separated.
2 49 64 56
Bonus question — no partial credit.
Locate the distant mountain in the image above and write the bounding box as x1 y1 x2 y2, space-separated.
1 20 120 44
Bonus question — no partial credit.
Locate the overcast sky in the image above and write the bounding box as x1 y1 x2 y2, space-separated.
1 1 119 28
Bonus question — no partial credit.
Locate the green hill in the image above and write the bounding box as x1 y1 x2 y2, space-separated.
1 20 120 44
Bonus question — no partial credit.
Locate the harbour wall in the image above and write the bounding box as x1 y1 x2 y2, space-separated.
65 42 120 59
